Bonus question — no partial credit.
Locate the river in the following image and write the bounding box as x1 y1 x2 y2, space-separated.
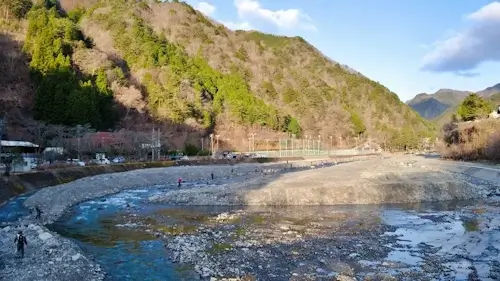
2 183 500 280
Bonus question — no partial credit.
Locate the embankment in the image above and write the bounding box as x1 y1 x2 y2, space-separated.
0 161 175 205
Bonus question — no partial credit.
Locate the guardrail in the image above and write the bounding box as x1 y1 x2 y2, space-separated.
242 149 378 157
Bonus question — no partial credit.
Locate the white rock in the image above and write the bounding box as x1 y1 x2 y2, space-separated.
71 253 82 261
337 275 357 281
316 268 326 273
39 232 53 241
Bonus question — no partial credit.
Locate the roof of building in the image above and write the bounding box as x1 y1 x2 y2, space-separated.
1 140 39 148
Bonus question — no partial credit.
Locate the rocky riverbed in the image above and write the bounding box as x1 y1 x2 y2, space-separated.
0 159 347 281
1 155 499 281
0 220 105 281
111 200 500 280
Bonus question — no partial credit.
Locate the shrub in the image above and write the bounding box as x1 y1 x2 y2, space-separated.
183 144 199 156
486 132 500 161
438 120 500 162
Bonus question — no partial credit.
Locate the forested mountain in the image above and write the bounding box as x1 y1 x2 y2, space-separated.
407 89 471 120
0 0 434 150
408 84 500 129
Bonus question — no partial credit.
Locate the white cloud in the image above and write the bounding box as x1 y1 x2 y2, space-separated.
219 0 318 32
218 20 253 31
421 1 500 73
229 0 316 32
194 1 216 16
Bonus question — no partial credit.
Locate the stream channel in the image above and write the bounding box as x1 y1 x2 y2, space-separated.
2 182 500 281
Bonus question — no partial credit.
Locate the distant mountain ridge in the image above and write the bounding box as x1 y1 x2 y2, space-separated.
407 84 500 120
477 83 500 97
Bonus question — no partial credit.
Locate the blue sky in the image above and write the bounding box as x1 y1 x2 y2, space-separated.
185 0 500 101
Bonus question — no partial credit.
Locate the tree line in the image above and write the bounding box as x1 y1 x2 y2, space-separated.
24 3 117 130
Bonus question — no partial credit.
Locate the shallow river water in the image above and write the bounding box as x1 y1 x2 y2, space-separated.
2 184 500 281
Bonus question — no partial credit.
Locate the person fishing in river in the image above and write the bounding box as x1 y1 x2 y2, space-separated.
14 231 28 258
177 177 182 187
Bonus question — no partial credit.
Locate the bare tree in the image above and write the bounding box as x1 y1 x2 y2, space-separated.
67 124 93 158
25 121 48 154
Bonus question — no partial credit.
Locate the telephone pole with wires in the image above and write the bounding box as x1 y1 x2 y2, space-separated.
0 117 5 163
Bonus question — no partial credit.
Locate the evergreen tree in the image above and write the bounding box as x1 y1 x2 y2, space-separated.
457 93 491 121
25 5 116 129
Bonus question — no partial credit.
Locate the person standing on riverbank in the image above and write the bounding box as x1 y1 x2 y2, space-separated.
35 206 42 220
14 231 27 258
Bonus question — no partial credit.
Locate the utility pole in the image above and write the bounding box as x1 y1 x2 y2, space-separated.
0 117 4 163
151 126 155 162
279 138 281 157
157 128 161 160
307 135 310 154
248 133 256 153
77 125 81 160
253 134 256 152
302 138 305 156
318 135 321 155
210 134 214 158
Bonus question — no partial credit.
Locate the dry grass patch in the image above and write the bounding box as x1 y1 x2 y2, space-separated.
439 119 500 162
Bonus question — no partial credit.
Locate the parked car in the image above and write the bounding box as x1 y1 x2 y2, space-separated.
112 156 126 163
67 159 85 167
169 154 185 160
223 152 237 159
98 158 111 165
180 156 189 160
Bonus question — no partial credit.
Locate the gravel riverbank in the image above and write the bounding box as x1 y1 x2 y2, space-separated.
0 219 105 281
0 159 351 281
1 155 498 281
150 157 492 206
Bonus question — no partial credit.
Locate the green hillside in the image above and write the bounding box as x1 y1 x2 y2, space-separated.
0 0 434 150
